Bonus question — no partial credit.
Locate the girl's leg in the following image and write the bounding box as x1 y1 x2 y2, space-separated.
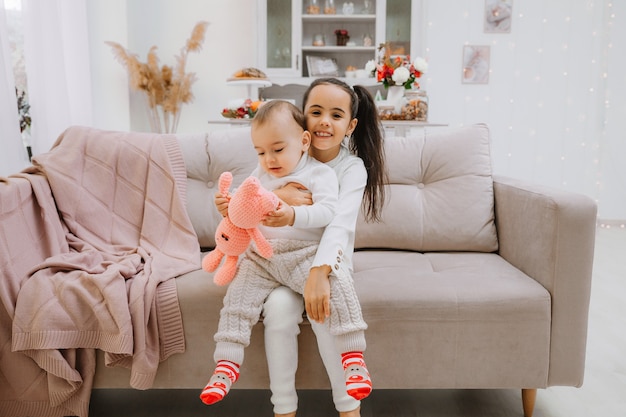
339 408 361 417
260 241 321 416
310 319 361 413
326 270 371 401
263 286 304 416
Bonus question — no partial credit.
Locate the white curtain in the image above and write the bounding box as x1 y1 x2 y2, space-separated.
23 0 92 156
0 5 28 177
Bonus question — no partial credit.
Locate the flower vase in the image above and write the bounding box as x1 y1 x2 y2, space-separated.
386 86 406 113
336 34 349 46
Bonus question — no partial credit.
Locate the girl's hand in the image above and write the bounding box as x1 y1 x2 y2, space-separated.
262 200 295 227
214 192 230 217
274 182 313 207
304 265 331 323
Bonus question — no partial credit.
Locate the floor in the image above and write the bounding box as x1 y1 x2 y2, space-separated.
89 226 626 417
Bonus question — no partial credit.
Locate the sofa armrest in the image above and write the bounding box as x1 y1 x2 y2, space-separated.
493 175 597 387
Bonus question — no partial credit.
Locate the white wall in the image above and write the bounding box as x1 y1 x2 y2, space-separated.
422 0 626 221
87 0 257 134
87 0 130 131
86 0 626 221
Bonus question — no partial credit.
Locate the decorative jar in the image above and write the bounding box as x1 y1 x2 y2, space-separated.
403 90 429 121
307 0 320 14
312 34 325 46
324 0 336 14
363 33 373 47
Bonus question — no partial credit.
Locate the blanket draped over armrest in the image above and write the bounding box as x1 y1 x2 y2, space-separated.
1 126 201 417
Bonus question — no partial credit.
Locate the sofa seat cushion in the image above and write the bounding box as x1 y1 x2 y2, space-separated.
355 124 498 252
95 250 552 390
353 250 550 321
352 250 551 388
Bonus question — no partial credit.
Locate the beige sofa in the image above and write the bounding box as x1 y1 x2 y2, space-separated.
1 124 597 417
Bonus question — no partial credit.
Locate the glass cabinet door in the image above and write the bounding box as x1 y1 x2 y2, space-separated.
385 0 412 56
384 0 423 60
262 0 300 76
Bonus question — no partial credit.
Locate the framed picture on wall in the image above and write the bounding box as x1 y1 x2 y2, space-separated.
462 45 491 84
484 0 513 33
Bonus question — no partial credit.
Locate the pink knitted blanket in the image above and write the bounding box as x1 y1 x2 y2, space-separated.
2 126 200 416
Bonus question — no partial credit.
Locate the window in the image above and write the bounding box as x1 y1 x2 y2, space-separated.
3 0 30 156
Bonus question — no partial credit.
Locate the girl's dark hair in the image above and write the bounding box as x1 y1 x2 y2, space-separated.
302 77 386 222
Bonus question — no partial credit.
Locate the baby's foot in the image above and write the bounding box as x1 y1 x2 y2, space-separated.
200 360 240 405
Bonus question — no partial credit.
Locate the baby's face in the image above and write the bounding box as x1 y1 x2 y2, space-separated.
252 112 309 178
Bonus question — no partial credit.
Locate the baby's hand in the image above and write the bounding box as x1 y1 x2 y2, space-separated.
214 192 230 217
262 200 295 227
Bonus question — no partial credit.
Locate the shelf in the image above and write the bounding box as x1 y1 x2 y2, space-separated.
381 121 449 137
208 119 252 125
262 76 379 86
302 46 376 52
302 14 376 22
259 0 420 78
301 5 378 76
226 79 272 100
226 79 272 88
381 121 447 128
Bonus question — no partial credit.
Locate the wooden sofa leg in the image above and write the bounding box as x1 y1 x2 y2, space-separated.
522 388 537 417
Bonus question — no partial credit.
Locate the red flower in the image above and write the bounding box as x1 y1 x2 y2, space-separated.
372 43 425 89
221 98 265 119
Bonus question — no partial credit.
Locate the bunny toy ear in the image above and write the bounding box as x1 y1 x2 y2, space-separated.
218 172 233 195
238 175 260 192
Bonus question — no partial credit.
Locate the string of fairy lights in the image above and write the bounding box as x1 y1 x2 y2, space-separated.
421 0 622 227
588 1 623 228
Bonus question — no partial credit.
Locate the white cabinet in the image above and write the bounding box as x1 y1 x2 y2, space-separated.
257 0 424 81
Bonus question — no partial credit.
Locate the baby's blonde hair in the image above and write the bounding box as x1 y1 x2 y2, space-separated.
252 100 306 130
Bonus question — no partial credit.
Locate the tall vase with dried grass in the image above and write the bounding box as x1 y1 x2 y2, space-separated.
106 21 208 133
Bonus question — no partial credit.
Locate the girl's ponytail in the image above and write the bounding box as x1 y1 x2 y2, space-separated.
351 85 386 222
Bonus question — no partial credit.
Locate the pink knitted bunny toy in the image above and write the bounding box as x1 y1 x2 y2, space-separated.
202 172 279 285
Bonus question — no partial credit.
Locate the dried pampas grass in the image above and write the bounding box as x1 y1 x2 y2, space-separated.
106 21 209 133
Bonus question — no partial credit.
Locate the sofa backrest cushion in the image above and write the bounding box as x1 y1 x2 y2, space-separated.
180 124 498 253
354 123 498 252
177 127 257 248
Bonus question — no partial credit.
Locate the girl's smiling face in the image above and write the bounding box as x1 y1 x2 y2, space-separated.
303 84 358 162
